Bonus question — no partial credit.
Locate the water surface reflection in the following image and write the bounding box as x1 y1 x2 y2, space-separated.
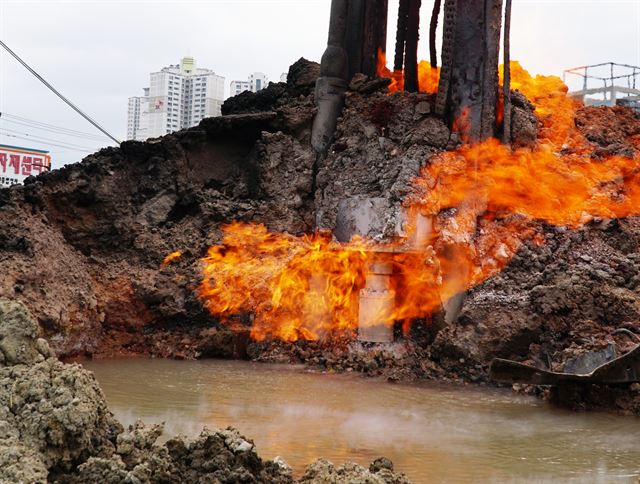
85 358 640 483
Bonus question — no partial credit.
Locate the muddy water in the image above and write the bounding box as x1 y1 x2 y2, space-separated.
85 359 640 483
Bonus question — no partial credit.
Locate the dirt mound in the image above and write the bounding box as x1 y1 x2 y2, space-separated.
0 62 460 360
70 423 295 484
0 300 122 482
1 57 640 414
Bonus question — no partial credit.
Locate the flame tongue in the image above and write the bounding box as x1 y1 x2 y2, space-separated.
198 62 640 343
200 223 370 342
376 49 440 94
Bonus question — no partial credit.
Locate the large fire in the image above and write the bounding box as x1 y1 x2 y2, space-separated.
197 60 640 343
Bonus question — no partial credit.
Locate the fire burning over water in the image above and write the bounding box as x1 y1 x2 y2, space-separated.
197 61 640 343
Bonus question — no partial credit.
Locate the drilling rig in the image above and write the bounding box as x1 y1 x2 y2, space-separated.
311 0 514 342
311 0 513 154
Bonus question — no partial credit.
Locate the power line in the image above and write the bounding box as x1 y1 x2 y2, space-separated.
0 133 93 152
1 112 111 142
0 39 121 145
3 111 112 139
0 127 96 150
1 118 109 143
0 131 94 152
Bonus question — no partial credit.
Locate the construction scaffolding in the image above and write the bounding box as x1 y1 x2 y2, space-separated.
563 62 640 110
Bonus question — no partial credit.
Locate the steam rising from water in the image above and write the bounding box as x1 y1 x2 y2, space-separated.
88 359 640 483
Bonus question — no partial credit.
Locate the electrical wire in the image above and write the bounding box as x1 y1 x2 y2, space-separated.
1 113 111 142
2 111 112 139
0 127 96 150
0 39 121 145
0 131 94 152
1 118 110 143
0 133 93 152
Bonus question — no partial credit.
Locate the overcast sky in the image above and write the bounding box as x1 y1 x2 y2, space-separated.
1 0 639 168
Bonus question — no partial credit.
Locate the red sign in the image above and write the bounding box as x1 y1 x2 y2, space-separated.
0 145 51 184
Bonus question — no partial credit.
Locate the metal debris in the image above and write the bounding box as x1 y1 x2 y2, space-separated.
490 344 640 385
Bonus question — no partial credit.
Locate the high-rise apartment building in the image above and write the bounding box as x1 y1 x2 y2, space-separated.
127 57 225 140
229 72 269 97
126 89 149 141
229 80 251 97
249 72 268 92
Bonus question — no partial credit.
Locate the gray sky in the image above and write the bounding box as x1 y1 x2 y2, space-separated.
1 0 639 168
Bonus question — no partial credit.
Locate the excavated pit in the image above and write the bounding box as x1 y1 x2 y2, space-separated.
1 59 640 414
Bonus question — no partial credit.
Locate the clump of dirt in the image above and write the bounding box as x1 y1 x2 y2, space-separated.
0 300 122 482
0 300 410 483
68 423 295 484
299 457 410 484
575 105 640 157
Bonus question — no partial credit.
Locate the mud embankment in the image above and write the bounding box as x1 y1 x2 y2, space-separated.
1 58 640 414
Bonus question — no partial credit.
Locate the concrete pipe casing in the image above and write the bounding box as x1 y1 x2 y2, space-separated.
358 261 395 343
311 76 348 155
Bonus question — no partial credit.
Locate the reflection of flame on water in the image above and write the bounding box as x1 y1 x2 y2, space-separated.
195 62 640 342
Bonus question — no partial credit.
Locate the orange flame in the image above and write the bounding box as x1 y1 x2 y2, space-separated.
162 251 182 266
200 223 370 341
376 49 440 94
502 61 576 146
199 224 445 341
198 62 640 342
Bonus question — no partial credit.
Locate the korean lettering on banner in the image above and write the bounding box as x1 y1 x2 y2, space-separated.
21 156 32 176
0 149 51 177
32 156 47 174
9 154 21 175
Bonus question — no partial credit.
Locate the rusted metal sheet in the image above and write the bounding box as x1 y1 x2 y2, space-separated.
490 345 640 385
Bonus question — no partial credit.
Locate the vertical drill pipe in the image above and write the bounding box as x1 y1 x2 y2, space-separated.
346 0 366 79
429 0 442 68
329 0 349 44
480 0 504 140
362 0 389 77
394 0 410 71
404 0 422 92
437 0 502 142
502 0 512 144
311 0 350 155
322 0 350 77
435 0 457 115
